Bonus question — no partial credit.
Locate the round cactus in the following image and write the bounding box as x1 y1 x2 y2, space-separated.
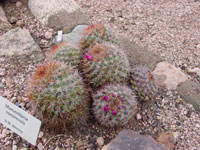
27 62 89 127
81 42 130 88
93 85 138 127
129 66 159 101
47 42 80 69
80 24 118 50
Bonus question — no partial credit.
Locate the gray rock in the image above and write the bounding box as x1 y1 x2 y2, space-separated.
119 38 163 70
0 27 44 63
9 16 18 24
0 6 12 30
153 62 188 90
177 80 200 112
102 130 169 150
53 25 88 46
28 0 89 33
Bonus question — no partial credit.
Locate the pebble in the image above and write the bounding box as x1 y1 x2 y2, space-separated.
157 132 176 149
97 137 104 146
16 20 25 27
0 68 6 76
16 1 22 7
136 113 142 120
0 133 6 139
9 16 18 24
38 131 44 138
2 129 9 135
45 31 53 39
37 143 44 150
76 140 83 147
12 144 17 150
55 146 60 150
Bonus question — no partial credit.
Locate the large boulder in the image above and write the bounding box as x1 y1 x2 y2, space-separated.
0 27 44 63
28 0 89 33
102 130 169 150
0 5 12 30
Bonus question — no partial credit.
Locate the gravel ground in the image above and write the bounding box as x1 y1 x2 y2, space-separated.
0 0 200 150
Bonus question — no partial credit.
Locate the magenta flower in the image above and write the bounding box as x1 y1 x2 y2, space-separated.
104 106 109 112
85 54 92 60
112 110 118 115
103 96 108 101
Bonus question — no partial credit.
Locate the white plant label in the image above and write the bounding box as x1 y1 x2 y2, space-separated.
57 30 63 43
0 96 41 146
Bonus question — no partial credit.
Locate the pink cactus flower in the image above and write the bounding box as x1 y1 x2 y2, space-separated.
85 54 92 60
112 110 118 115
104 106 109 112
103 96 108 101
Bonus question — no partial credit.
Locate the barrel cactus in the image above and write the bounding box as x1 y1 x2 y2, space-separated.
129 66 159 101
80 24 118 50
93 85 138 127
81 42 130 88
47 42 80 69
27 62 89 127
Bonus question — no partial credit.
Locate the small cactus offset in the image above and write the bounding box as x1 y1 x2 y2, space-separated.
129 66 159 101
80 24 118 50
47 42 80 69
93 85 138 127
81 42 130 88
27 62 89 127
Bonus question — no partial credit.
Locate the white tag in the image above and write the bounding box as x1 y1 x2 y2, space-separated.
0 96 41 146
56 30 63 43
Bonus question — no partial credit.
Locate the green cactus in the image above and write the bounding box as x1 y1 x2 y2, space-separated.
80 24 118 50
47 42 80 69
129 66 159 101
81 42 130 88
27 62 89 127
93 85 138 127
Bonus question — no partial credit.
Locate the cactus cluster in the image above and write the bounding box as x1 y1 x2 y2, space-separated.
47 42 80 69
80 24 118 50
27 23 160 130
93 85 137 127
81 42 129 88
27 62 88 126
129 66 159 101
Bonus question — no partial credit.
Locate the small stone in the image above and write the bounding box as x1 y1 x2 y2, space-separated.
9 16 18 24
45 31 53 39
38 131 44 138
6 77 14 88
157 132 176 149
97 137 104 146
12 144 17 150
0 133 6 139
37 143 44 150
16 1 22 7
17 96 22 102
16 20 24 27
55 146 60 150
76 140 83 147
136 113 142 120
0 68 6 76
42 138 47 143
2 129 9 135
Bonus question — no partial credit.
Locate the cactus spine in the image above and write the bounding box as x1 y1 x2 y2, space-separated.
93 85 137 127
